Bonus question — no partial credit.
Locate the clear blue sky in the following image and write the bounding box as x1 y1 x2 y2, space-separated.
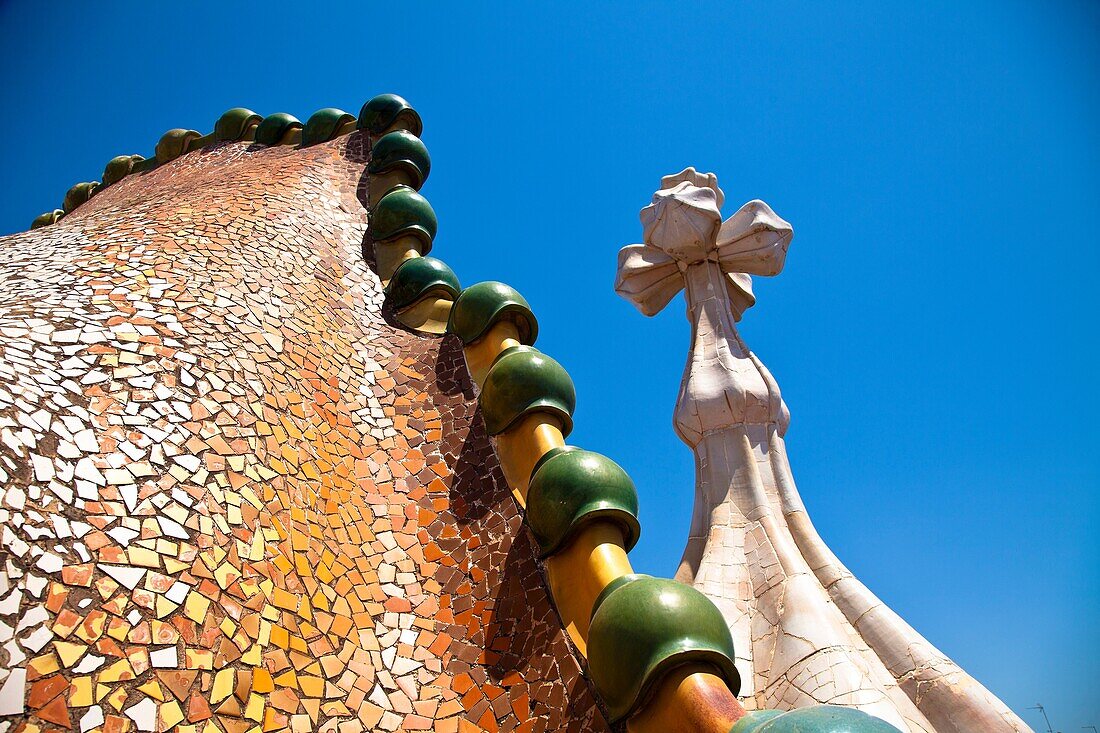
1 1 1096 728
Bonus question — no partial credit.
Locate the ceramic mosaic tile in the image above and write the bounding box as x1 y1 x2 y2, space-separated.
0 133 609 733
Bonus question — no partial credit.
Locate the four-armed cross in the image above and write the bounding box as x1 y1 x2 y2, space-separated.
613 169 1031 733
615 167 792 447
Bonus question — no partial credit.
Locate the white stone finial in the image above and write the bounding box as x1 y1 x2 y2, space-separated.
614 168 792 321
659 166 725 207
614 168 1033 733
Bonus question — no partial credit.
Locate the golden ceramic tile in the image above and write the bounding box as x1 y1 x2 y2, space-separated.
137 679 165 702
160 699 186 730
106 685 129 711
52 641 87 669
0 127 610 733
69 676 94 707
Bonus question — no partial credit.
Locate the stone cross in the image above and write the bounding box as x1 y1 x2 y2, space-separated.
614 167 792 447
614 169 1031 733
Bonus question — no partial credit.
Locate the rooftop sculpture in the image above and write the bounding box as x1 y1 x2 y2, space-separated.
0 94 1025 733
616 168 1031 732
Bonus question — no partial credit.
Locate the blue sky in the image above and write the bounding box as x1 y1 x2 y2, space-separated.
1 1 1096 728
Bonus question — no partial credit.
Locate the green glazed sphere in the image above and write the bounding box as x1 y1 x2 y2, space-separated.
587 576 740 723
215 107 263 142
479 346 575 437
384 256 461 311
369 185 437 250
368 130 431 189
255 113 303 146
102 155 145 187
448 281 538 346
155 129 202 163
358 93 423 137
302 108 356 147
31 210 64 229
590 574 650 620
62 182 99 214
730 706 902 733
526 447 640 557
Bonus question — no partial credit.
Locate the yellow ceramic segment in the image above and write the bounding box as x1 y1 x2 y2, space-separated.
191 132 216 150
494 413 565 503
545 522 634 653
463 320 522 386
627 664 746 733
368 169 420 208
336 118 358 138
375 238 424 284
281 127 303 146
395 296 454 334
463 316 556 498
369 119 419 143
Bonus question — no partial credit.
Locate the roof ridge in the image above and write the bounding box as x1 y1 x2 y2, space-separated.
370 92 902 733
364 93 744 731
28 103 383 231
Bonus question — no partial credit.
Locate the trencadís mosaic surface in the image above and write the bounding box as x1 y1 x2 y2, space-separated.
2 91 1013 733
0 127 608 733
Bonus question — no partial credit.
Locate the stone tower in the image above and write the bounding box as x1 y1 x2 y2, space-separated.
615 168 1031 733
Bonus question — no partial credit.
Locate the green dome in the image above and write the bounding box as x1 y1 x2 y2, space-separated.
62 182 99 214
587 576 740 723
369 185 437 250
101 155 145 187
590 574 650 620
255 113 303 146
155 128 202 163
31 210 64 229
448 281 538 346
214 107 262 142
384 256 461 312
479 346 575 437
730 707 902 733
358 93 423 137
302 108 356 147
368 130 431 190
526 447 640 557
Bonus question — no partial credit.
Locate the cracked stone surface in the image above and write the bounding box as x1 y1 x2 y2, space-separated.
615 167 1032 733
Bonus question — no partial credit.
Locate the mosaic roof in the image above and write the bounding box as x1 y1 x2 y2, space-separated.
1 95 919 733
0 111 608 733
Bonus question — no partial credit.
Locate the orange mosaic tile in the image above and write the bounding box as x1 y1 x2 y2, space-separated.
0 128 609 732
